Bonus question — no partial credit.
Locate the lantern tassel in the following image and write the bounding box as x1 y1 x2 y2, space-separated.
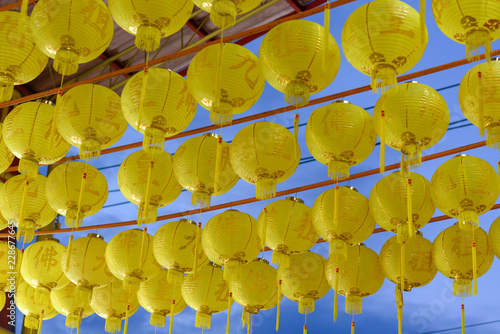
136 25 161 52
167 269 183 285
453 279 472 297
76 285 92 306
351 321 355 334
256 177 276 200
105 316 121 333
329 239 347 261
0 74 14 103
333 185 340 229
477 71 485 137
461 304 465 334
261 208 267 251
458 210 479 231
226 292 232 334
25 316 38 329
123 305 130 334
294 113 299 139
345 296 362 315
195 312 211 329
406 178 415 239
397 224 409 245
472 241 478 296
397 305 403 334
304 324 307 334
334 268 339 322
211 40 228 126
193 222 201 277
65 235 73 272
37 310 44 334
380 110 386 174
419 0 426 45
48 86 63 152
276 279 281 332
323 1 330 71
138 160 155 226
465 29 491 63
285 81 310 107
371 64 397 94
17 179 31 242
214 137 223 197
328 160 349 182
65 311 83 329
396 284 404 334
35 286 51 309
169 299 175 334
138 227 147 271
150 312 166 327
210 0 236 28
403 145 421 170
400 242 406 292
192 192 211 208
242 309 251 331
273 252 290 268
138 67 149 130
299 298 315 315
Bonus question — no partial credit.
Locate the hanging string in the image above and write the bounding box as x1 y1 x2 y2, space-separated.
138 51 150 128
333 184 340 230
214 137 223 197
477 71 485 137
276 278 282 331
50 76 65 151
333 267 339 322
140 155 155 226
379 110 386 174
400 242 406 292
193 221 201 277
261 207 267 252
406 178 415 239
322 1 330 71
138 227 148 273
17 179 29 242
472 229 478 295
213 21 226 125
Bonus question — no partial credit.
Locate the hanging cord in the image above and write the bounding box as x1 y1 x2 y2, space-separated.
138 51 150 128
49 76 65 151
379 110 386 174
226 292 232 334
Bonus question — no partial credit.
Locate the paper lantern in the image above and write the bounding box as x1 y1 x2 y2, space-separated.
187 42 265 125
2 101 70 176
153 219 208 284
230 258 279 332
311 186 375 260
489 215 500 259
260 19 341 106
305 101 376 181
118 150 182 225
138 268 187 328
202 210 261 280
373 82 449 171
16 281 58 330
432 0 500 61
430 154 499 230
109 0 192 51
458 59 500 146
342 0 427 93
50 282 94 330
0 241 21 292
230 121 300 199
369 171 436 243
173 133 239 208
57 84 127 161
105 229 161 293
121 68 197 151
191 0 262 27
0 174 57 243
21 238 70 310
91 278 140 334
257 197 318 267
181 262 230 329
46 162 108 228
0 11 48 102
30 0 114 75
0 137 14 174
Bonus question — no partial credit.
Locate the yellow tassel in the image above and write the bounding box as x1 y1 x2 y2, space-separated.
477 71 485 137
49 88 63 151
242 309 251 331
453 278 472 297
193 222 201 277
195 312 211 329
329 239 347 261
294 113 299 139
213 41 225 124
419 0 426 46
323 1 330 71
37 310 44 334
461 304 465 334
138 228 147 272
214 137 223 197
397 306 403 334
138 68 149 129
169 299 175 334
328 160 350 182
380 110 386 174
17 179 30 242
123 305 130 334
256 177 277 200
261 208 267 251
345 296 362 315
66 235 73 272
139 160 155 226
465 29 492 62
472 241 478 296
226 292 232 334
276 279 281 332
351 321 355 334
400 243 406 292
303 324 307 334
395 282 404 333
334 185 340 229
406 178 414 239
334 268 339 322
19 0 29 28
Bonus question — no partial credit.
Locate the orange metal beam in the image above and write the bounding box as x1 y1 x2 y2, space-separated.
0 0 36 12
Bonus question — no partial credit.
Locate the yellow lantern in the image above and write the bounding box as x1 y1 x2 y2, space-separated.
153 219 209 284
57 84 127 161
311 186 375 259
0 137 14 174
0 174 57 243
458 59 500 145
108 0 193 51
61 233 114 305
259 19 341 106
118 150 182 225
230 258 279 332
181 262 230 329
191 0 262 28
0 241 21 292
0 292 4 312
341 0 427 93
305 101 376 181
373 82 449 171
369 171 436 243
432 0 500 61
489 215 500 259
91 278 140 334
105 229 161 293
50 282 94 330
30 0 114 75
173 133 239 208
2 101 70 176
257 197 318 267
138 268 187 328
121 68 197 151
0 11 48 102
16 280 58 330
46 162 108 228
430 154 499 230
187 42 265 125
230 122 300 199
21 238 70 310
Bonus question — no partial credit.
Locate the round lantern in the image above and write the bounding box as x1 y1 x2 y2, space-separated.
138 268 187 328
50 282 94 330
181 262 230 329
2 101 71 176
105 229 161 293
341 0 427 93
373 81 449 171
432 0 500 61
118 150 182 225
230 258 279 332
0 174 57 243
489 215 500 259
21 238 70 310
430 154 499 230
91 278 140 334
257 197 318 267
46 162 108 228
57 84 127 161
61 233 114 305
0 137 14 174
191 0 262 27
311 186 375 259
187 42 265 125
30 0 114 75
230 121 300 199
173 133 239 208
0 241 21 292
202 209 261 280
305 100 376 181
153 219 209 284
16 281 58 330
458 59 500 145
0 11 48 102
369 171 436 243
121 68 197 151
109 0 192 51
260 19 341 106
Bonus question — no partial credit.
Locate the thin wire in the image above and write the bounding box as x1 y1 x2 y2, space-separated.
421 319 500 333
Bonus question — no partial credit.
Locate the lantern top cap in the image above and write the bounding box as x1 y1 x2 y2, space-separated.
455 154 468 158
40 237 59 243
203 133 221 139
35 99 55 106
286 197 304 204
343 186 358 193
332 100 350 104
87 233 104 240
180 219 197 226
254 258 269 265
209 262 222 268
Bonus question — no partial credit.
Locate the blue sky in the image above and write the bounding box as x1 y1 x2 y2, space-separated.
14 0 500 333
